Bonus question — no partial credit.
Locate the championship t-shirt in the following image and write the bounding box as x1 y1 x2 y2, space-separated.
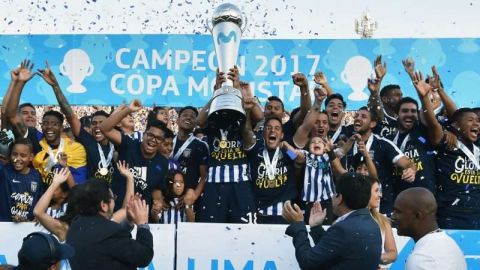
374 112 398 138
388 124 437 196
76 128 115 184
0 164 42 221
435 142 480 211
171 135 209 189
344 134 404 215
112 134 169 210
246 145 297 215
206 126 250 183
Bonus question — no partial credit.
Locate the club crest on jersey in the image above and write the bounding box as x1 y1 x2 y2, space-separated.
31 182 38 192
183 149 192 158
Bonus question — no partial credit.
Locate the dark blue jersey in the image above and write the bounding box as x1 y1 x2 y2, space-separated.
247 145 297 214
76 128 115 184
344 133 404 215
171 135 209 189
435 142 480 210
374 112 398 138
387 124 437 195
0 164 43 221
112 134 168 210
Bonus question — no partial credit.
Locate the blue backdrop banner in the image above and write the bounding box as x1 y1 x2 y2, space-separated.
1 35 479 110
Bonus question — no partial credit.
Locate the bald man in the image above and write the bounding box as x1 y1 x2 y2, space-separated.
392 188 466 270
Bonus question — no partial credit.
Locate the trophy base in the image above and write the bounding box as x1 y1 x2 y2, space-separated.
207 85 246 131
208 109 246 131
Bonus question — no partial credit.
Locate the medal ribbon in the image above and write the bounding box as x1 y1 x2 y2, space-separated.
171 134 195 161
457 141 480 170
97 142 114 169
393 132 410 152
353 134 374 155
45 138 65 172
263 147 280 180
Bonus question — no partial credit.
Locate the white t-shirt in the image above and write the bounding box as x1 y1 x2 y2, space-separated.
406 231 466 270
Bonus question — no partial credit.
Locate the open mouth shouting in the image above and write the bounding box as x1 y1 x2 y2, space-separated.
353 120 362 131
470 127 479 140
92 127 105 141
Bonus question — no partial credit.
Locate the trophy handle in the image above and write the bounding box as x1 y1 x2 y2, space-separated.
241 16 248 33
206 18 213 33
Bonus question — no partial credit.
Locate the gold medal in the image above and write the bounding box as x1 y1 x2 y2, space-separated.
219 140 228 149
99 167 109 176
268 178 276 188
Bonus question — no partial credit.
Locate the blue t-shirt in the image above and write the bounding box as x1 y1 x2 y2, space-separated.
435 142 480 210
387 124 437 196
374 113 398 138
171 136 209 189
344 134 404 216
246 145 297 214
0 164 43 221
76 128 115 184
112 134 169 210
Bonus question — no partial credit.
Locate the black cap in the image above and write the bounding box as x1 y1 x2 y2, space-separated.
18 232 75 265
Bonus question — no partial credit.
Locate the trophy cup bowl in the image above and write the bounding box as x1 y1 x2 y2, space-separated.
207 3 247 130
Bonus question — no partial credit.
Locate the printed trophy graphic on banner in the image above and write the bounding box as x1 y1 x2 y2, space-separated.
341 56 373 101
60 49 94 93
207 3 247 129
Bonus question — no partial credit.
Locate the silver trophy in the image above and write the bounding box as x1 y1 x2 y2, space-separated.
207 3 247 129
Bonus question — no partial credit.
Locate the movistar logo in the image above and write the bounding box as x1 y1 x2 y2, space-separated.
217 31 237 44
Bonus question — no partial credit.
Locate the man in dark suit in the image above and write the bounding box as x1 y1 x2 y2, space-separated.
66 180 153 270
283 172 381 270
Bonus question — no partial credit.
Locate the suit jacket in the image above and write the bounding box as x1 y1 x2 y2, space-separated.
286 208 381 270
67 215 154 270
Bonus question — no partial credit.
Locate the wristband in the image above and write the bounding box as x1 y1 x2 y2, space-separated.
286 149 297 160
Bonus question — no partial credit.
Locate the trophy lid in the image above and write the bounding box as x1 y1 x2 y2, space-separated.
212 3 243 26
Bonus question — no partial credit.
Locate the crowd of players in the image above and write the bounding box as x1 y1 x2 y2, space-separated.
0 56 478 238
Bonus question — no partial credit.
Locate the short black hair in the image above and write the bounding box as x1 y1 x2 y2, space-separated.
358 106 379 123
163 127 174 140
335 172 372 210
396 97 419 114
290 107 301 120
178 106 198 117
324 93 347 109
80 115 92 128
43 110 64 124
146 120 170 135
9 137 33 154
451 108 476 124
266 96 285 111
18 103 35 113
193 127 205 136
380 84 401 97
91 110 110 119
76 179 111 216
264 116 283 131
